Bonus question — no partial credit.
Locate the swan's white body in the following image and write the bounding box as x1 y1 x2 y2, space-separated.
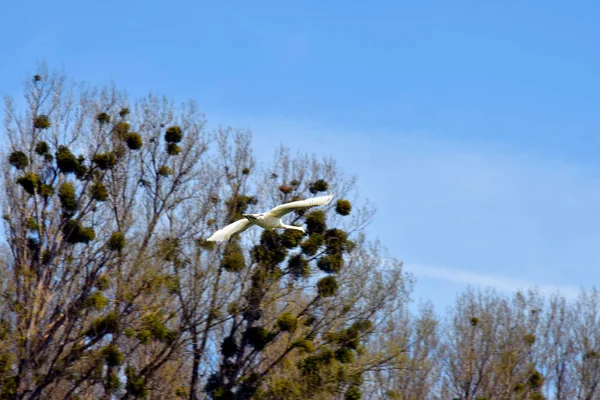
207 194 333 242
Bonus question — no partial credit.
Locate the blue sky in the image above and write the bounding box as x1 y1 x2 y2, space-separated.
1 0 600 312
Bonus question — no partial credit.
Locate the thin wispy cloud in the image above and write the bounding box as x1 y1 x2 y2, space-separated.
404 263 581 299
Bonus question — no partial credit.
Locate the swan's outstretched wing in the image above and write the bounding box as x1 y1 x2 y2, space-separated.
207 218 254 242
266 194 334 218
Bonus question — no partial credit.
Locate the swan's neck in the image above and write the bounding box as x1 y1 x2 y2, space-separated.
281 224 305 233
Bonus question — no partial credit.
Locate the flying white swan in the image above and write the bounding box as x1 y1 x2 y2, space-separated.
207 194 334 242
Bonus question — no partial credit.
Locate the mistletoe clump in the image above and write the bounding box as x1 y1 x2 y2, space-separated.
335 199 352 215
112 121 130 139
55 146 79 174
317 276 338 298
90 182 108 201
16 172 40 195
33 115 51 129
309 179 328 194
221 241 246 272
58 182 78 212
107 231 126 252
62 219 95 244
305 210 327 234
8 151 28 170
125 132 143 150
165 125 183 143
166 143 181 156
96 112 111 125
277 312 298 332
92 152 117 170
288 254 310 279
35 141 49 155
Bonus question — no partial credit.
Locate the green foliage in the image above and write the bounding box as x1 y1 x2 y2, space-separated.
90 182 108 201
158 165 172 177
524 333 536 346
281 229 304 248
305 210 326 234
92 152 117 170
242 167 250 175
335 347 355 364
125 366 148 398
95 275 110 291
301 233 324 256
118 107 130 118
293 338 316 353
55 145 79 174
252 230 287 267
39 183 54 198
58 182 77 212
73 155 87 179
317 276 338 298
227 302 239 316
126 132 143 150
317 254 344 273
0 376 17 399
84 291 108 311
105 370 122 392
345 385 362 400
304 314 317 327
325 228 349 254
159 237 180 261
136 330 152 344
221 241 246 272
299 349 335 377
8 151 28 169
123 328 135 338
471 317 479 327
166 143 181 155
16 172 40 195
0 353 14 374
165 125 184 143
245 326 271 350
196 237 215 250
288 254 310 279
141 312 173 343
35 141 49 155
513 383 524 393
62 219 95 244
33 114 51 129
225 194 258 222
27 220 41 237
96 112 111 125
221 336 238 358
112 121 130 139
107 231 126 251
33 74 41 82
86 311 120 337
309 179 329 194
0 319 11 341
335 199 352 216
585 350 599 359
175 387 188 398
528 369 544 389
277 312 298 332
102 344 124 367
279 184 293 194
264 379 301 399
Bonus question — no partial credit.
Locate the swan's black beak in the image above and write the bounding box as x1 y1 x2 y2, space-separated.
242 214 257 221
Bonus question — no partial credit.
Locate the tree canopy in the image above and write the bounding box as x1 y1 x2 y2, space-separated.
1 65 598 400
